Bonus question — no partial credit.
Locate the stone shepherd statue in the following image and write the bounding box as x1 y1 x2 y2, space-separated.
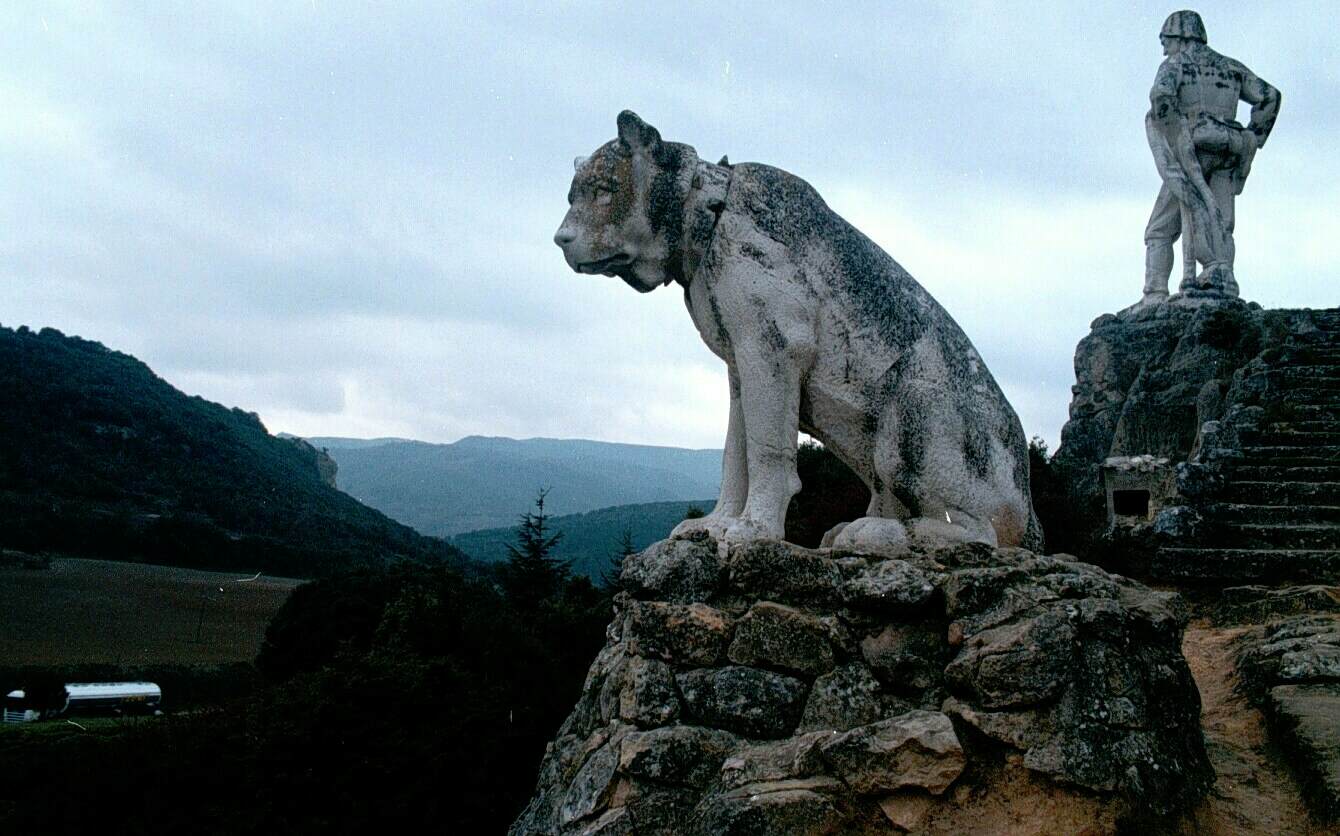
554 111 1042 554
1140 10 1281 305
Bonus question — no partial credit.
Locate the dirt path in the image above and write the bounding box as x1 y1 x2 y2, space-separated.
1178 619 1326 835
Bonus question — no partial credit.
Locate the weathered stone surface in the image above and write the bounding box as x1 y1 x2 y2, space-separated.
1217 584 1340 624
1055 299 1340 584
1234 613 1340 821
1278 645 1340 683
555 111 1042 554
619 725 736 788
940 564 1031 621
625 601 731 666
877 792 934 833
610 779 698 835
798 663 883 733
725 540 839 604
861 624 947 696
1239 614 1340 700
818 711 966 795
676 666 808 739
727 601 835 676
558 736 623 827
719 731 832 790
573 807 635 836
617 656 680 728
621 535 720 602
1266 684 1340 821
840 558 937 614
688 778 855 836
944 611 1077 709
941 696 1050 751
513 538 1212 833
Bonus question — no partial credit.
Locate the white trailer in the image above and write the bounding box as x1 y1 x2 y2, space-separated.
3 682 162 723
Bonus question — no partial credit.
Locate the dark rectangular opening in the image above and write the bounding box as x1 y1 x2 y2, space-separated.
1113 489 1150 517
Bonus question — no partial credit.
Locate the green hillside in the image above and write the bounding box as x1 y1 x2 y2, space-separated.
450 499 713 580
0 324 468 577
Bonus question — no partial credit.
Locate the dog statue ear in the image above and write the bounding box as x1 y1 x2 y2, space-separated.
617 110 662 155
573 155 588 172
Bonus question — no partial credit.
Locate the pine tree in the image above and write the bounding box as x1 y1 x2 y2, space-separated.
602 528 637 590
499 489 569 611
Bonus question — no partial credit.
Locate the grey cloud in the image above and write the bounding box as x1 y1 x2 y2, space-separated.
2 1 1336 452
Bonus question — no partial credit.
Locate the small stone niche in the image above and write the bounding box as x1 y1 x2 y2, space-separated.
1102 455 1175 529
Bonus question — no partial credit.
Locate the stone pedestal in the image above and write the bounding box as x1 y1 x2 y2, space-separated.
510 535 1212 835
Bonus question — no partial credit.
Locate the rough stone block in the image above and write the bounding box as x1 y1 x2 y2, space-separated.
676 665 809 739
559 737 623 826
817 711 966 796
840 558 937 615
618 725 737 788
617 656 680 728
719 731 832 790
860 624 947 696
797 663 884 733
626 601 732 666
727 601 835 676
725 541 839 604
944 610 1076 709
621 536 721 603
689 778 851 836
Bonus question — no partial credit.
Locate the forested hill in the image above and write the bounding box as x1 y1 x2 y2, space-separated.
450 499 713 579
309 435 721 536
0 325 469 577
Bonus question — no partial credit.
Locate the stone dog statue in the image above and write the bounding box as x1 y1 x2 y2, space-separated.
554 111 1042 553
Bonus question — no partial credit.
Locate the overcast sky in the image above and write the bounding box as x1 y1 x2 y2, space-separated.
3 2 1336 451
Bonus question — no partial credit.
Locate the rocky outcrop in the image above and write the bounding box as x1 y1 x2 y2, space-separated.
1054 300 1340 583
509 535 1211 834
1236 614 1340 821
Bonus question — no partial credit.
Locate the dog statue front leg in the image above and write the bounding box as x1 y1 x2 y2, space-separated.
672 365 747 539
723 340 803 542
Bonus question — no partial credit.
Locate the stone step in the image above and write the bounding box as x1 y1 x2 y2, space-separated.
1241 446 1340 464
1153 547 1340 584
1263 368 1340 382
1263 421 1339 435
1267 405 1338 422
1273 348 1340 365
1269 365 1340 380
1222 481 1340 505
1233 465 1340 483
1206 523 1340 550
1275 384 1340 398
1245 431 1340 449
1201 503 1340 525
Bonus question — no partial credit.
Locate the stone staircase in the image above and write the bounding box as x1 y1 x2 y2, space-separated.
1155 308 1340 583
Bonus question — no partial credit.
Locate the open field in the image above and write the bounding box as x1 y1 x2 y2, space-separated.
0 559 301 666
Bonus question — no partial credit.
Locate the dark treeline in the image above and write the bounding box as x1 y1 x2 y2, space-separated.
1 508 610 833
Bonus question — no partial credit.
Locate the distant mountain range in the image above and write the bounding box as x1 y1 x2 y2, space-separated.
305 435 721 537
0 325 469 577
449 499 714 580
